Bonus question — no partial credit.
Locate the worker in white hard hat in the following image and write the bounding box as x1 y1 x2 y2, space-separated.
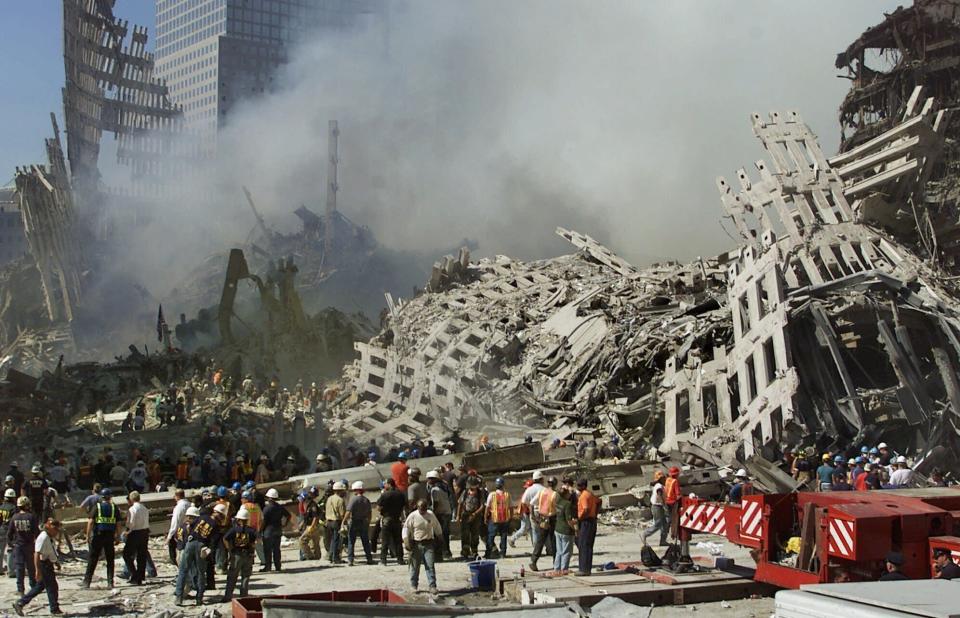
259 488 290 572
171 506 200 570
0 487 18 575
890 455 914 488
174 501 223 606
425 470 453 560
515 470 546 552
221 507 258 602
325 482 347 564
342 481 373 565
877 442 893 467
726 469 753 504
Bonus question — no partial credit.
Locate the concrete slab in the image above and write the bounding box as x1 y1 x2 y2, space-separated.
797 581 960 618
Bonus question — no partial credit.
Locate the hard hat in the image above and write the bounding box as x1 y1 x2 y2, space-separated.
426 470 439 480
48 488 58 496
896 455 907 464
735 469 748 478
495 477 505 487
398 451 408 460
869 447 879 455
860 446 869 454
4 475 13 483
31 465 41 474
236 456 244 462
822 453 831 461
244 480 255 489
332 481 346 491
864 463 873 471
316 453 327 461
669 467 680 477
847 458 856 465
409 468 421 477
235 507 249 520
266 488 279 499
3 489 15 498
833 455 844 463
653 470 665 481
855 456 865 464
213 503 228 515
241 491 252 500
17 496 30 508
877 442 888 449
9 461 16 467
100 488 112 497
185 506 200 517
532 470 543 480
217 486 227 498
351 481 364 491
232 482 242 491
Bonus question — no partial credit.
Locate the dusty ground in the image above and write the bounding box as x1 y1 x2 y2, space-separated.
0 521 775 617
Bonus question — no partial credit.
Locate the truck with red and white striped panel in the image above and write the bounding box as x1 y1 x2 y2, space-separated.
679 488 960 588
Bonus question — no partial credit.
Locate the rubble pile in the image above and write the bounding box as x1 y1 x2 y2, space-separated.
330 96 960 478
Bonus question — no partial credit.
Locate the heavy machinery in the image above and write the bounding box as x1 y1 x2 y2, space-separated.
679 489 960 588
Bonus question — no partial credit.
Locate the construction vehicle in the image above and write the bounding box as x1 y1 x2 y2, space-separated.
679 489 960 588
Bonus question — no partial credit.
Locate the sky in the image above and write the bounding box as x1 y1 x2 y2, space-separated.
0 1 907 269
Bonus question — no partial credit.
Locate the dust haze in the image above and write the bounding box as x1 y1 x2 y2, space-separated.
113 0 898 303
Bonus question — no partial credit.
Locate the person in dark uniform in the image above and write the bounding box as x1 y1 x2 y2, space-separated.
23 467 47 514
934 548 960 580
221 507 258 602
174 503 225 606
879 551 909 581
260 488 291 572
82 488 120 588
6 462 25 497
6 497 38 594
377 479 406 565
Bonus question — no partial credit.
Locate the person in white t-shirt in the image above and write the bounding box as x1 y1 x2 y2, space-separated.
641 470 668 546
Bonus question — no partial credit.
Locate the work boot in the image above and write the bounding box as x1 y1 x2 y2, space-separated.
528 561 538 572
174 596 183 606
11 602 24 617
509 538 517 548
50 609 63 615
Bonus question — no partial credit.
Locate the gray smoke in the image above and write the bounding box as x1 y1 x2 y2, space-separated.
108 0 900 302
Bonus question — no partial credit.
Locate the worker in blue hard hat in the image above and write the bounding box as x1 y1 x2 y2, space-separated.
484 478 512 559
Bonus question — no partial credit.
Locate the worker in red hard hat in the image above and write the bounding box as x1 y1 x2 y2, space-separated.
664 467 682 542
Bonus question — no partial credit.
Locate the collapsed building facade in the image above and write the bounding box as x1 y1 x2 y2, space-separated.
328 92 960 476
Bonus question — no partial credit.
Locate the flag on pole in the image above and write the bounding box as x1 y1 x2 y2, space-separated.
157 305 167 342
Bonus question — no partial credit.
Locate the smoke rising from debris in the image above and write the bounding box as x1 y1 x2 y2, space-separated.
115 0 899 303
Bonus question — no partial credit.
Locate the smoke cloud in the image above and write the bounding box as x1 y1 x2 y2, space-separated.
108 0 899 306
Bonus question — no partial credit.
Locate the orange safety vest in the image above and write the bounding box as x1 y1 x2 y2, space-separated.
489 490 511 523
243 501 262 530
664 477 681 505
537 488 556 517
176 463 189 481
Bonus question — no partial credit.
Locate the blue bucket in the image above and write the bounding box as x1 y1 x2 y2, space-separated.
467 560 497 591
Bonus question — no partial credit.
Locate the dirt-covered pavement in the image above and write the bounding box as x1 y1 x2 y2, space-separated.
0 521 775 617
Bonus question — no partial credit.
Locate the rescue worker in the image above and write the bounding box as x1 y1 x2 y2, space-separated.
664 467 682 541
314 453 332 473
889 456 914 488
879 551 909 581
402 499 442 594
7 497 38 595
600 436 624 459
82 488 120 589
221 507 257 602
641 470 668 546
0 488 17 575
377 479 406 565
509 480 535 550
325 482 347 564
174 502 225 606
344 481 374 565
727 469 753 503
520 470 545 565
933 547 960 580
484 478 511 559
6 462 24 496
576 478 600 576
553 483 577 574
407 468 428 511
12 518 62 616
878 442 893 467
122 491 150 585
167 489 192 565
816 454 835 491
457 478 485 560
171 506 199 584
529 475 558 570
260 488 290 571
392 453 410 492
426 471 452 561
23 466 47 512
299 486 322 560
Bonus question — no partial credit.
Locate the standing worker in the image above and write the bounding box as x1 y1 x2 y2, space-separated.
402 499 442 595
457 478 485 560
122 491 150 585
392 453 410 492
259 488 290 572
299 487 323 561
174 502 224 606
640 470 668 547
484 478 512 559
167 489 191 565
344 481 374 565
7 497 38 595
552 483 577 574
82 488 119 589
575 478 600 576
664 467 682 542
933 548 960 580
12 518 62 616
426 471 453 561
221 507 258 602
377 478 406 566
0 488 17 575
325 482 347 564
879 552 909 581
